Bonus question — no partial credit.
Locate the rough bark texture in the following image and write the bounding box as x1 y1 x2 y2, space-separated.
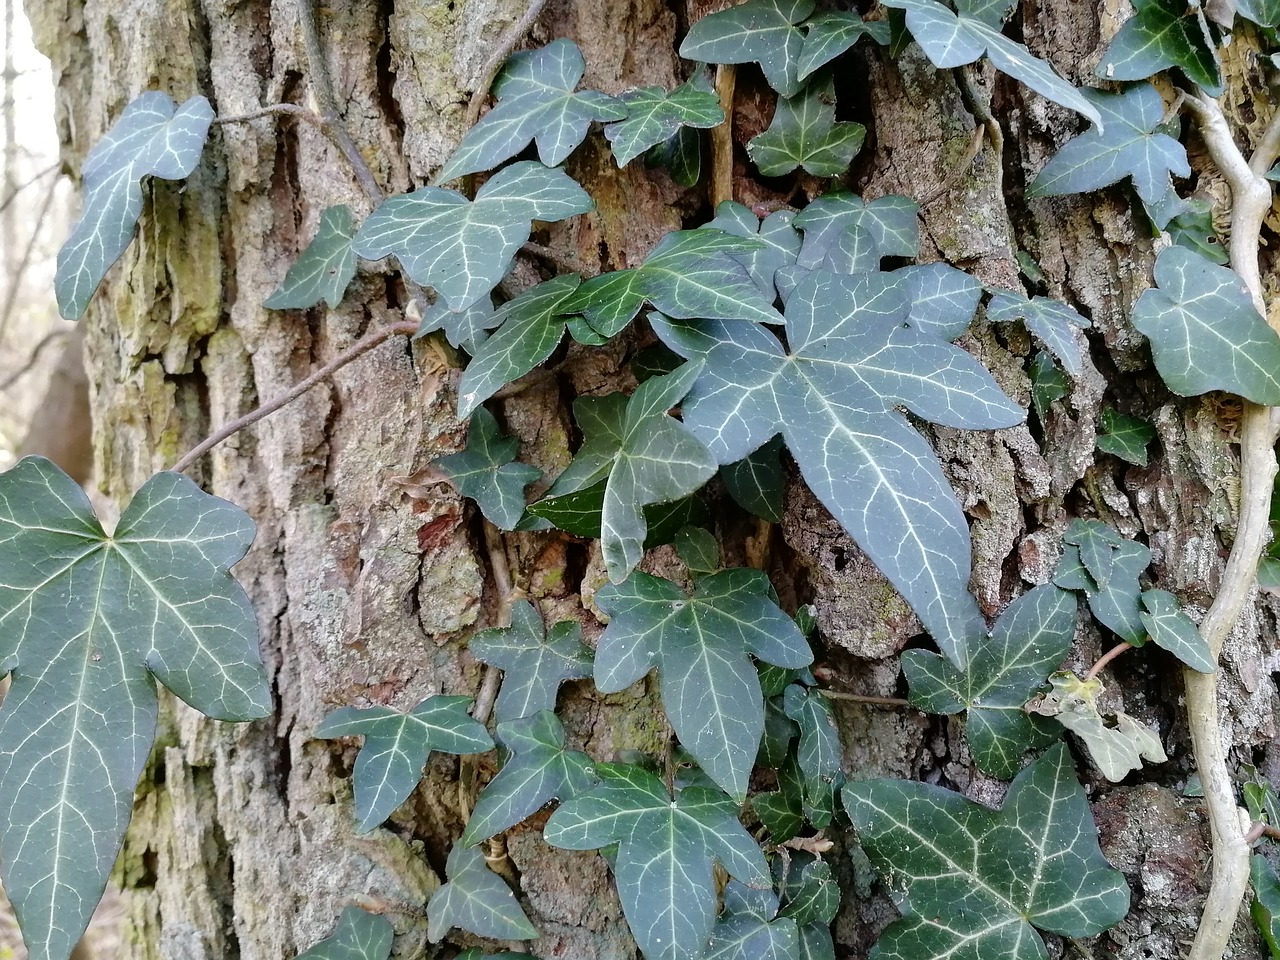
27 0 1279 958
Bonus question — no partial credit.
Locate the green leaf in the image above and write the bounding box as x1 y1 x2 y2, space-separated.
605 74 724 167
1096 409 1156 466
563 230 783 337
705 882 800 960
1055 538 1149 643
1029 351 1068 426
779 857 840 926
595 568 812 800
1139 589 1215 672
468 600 593 723
1252 855 1280 958
56 92 213 320
439 39 626 181
793 193 920 265
653 268 1023 666
434 408 541 531
1029 84 1190 206
747 77 865 177
1161 194 1229 264
782 683 842 826
798 12 891 80
675 525 721 575
843 743 1131 958
1244 765 1280 829
316 695 493 832
721 435 785 522
461 710 596 845
797 924 836 960
679 0 816 97
543 363 717 581
986 291 1090 377
458 275 581 418
264 205 359 310
752 763 805 842
902 584 1077 778
352 161 592 313
1238 0 1280 25
523 480 707 544
545 764 770 960
417 297 500 351
1063 519 1125 590
880 0 1102 126
0 456 271 960
1097 0 1223 95
293 907 393 960
427 844 538 943
1131 247 1280 404
647 125 703 187
705 202 802 302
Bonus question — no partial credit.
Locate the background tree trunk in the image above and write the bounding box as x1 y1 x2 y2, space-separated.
27 1 1277 958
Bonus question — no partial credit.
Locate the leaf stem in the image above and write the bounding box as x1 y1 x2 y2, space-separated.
170 321 418 474
1083 641 1133 681
1246 821 1280 844
465 0 552 130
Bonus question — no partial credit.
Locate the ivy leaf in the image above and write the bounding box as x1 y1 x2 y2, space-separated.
1139 589 1215 672
1055 539 1149 643
264 205 359 310
679 0 816 97
1029 84 1190 207
843 742 1131 958
1063 519 1125 590
293 907 393 960
595 568 813 800
427 844 538 943
563 230 783 337
545 764 771 960
747 77 866 177
1026 673 1167 780
986 291 1090 376
1162 195 1229 264
1131 247 1280 404
352 161 592 313
57 91 213 320
438 39 626 181
316 695 494 833
1096 409 1156 466
752 758 806 842
468 600 593 724
1097 0 1223 95
458 275 580 419
418 297 500 351
880 0 1102 126
605 74 724 167
779 859 840 926
721 435 785 523
798 12 891 80
705 202 802 302
798 924 836 960
705 882 800 960
647 125 703 187
902 584 1077 778
782 683 842 826
0 456 271 960
1238 0 1280 25
434 409 541 531
543 362 717 581
792 193 920 266
461 710 596 845
1252 855 1280 958
653 268 1023 665
1030 351 1068 424
675 525 721 575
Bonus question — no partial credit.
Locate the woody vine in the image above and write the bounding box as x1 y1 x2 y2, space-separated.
3 2 1280 960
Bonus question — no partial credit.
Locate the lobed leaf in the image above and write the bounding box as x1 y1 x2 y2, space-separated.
434 409 542 531
605 74 724 167
1054 538 1149 644
705 882 799 960
792 193 919 266
264 205 359 310
986 291 1090 376
1138 589 1214 672
748 77 865 177
427 845 538 943
1097 0 1222 94
417 296 501 351
293 907 393 960
679 0 816 97
798 12 890 80
782 683 842 826
1096 409 1156 467
705 202 802 302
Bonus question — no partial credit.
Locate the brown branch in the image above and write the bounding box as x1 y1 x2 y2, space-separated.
211 103 327 133
0 328 69 392
710 64 737 209
170 321 418 474
818 689 913 708
465 0 552 130
1084 641 1133 681
1246 822 1280 844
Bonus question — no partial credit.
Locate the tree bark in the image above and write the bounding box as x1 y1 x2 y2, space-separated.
28 1 1276 958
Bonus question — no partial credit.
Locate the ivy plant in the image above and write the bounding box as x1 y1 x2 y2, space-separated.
291 907 394 960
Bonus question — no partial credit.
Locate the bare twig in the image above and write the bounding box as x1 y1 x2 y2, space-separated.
1246 821 1280 844
0 170 59 344
711 64 737 209
818 690 913 708
211 103 327 132
954 66 1003 197
0 160 58 218
0 328 69 392
465 0 552 129
171 320 418 474
1084 642 1133 681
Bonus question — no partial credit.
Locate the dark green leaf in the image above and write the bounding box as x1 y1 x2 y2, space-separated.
57 92 213 319
264 205 359 310
0 457 270 960
1161 194 1229 264
675 525 721 574
1131 247 1280 404
654 267 1022 666
1029 84 1190 205
316 696 493 832
783 684 842 826
903 584 1076 778
1139 589 1214 672
679 0 816 97
779 858 840 926
721 435 785 522
543 363 717 581
596 568 812 799
881 0 1102 125
747 77 865 177
1030 351 1068 424
793 193 919 266
434 408 541 531
461 710 596 845
545 764 770 960
759 695 800 767
1097 0 1223 95
843 743 1130 958
439 40 626 181
1253 855 1280 958
1261 556 1280 593
352 161 592 313
1055 538 1149 643
1096 408 1156 466
752 767 805 842
799 12 891 80
468 601 593 723
798 923 836 960
606 74 724 167
456 951 540 960
647 125 703 187
987 291 1090 376
705 882 800 960
427 844 538 942
293 906 393 960
1063 519 1125 590
705 202 802 302
524 479 609 536
418 297 500 350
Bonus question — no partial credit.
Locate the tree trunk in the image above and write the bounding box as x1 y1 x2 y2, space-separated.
27 1 1276 958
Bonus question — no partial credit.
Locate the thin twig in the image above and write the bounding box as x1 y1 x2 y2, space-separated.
0 171 58 344
1246 821 1280 843
954 66 1003 197
0 160 57 218
465 0 552 129
1084 642 1133 681
170 320 417 474
0 328 69 392
710 64 737 209
818 690 913 708
211 103 327 132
